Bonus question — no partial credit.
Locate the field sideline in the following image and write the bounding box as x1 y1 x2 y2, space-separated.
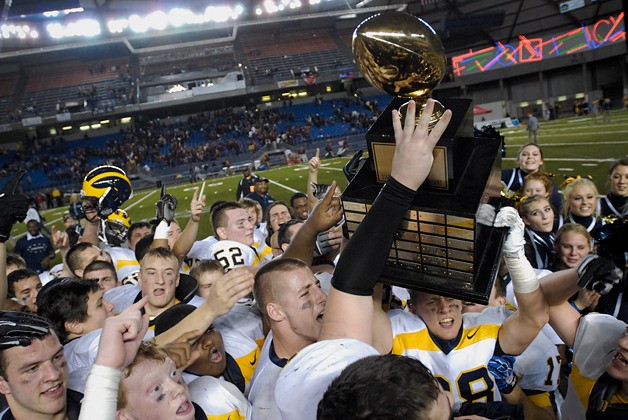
9 108 627 258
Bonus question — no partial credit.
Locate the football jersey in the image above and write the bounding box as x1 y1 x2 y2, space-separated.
388 309 503 410
248 334 287 419
188 375 251 420
200 240 259 270
213 303 265 385
560 313 627 420
275 339 379 420
64 329 102 394
480 306 561 397
105 246 140 285
186 237 218 267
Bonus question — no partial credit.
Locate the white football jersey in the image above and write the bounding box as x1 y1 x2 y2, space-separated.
186 238 218 267
189 375 251 419
560 314 626 420
388 309 503 410
105 246 140 285
479 306 561 395
248 334 286 419
275 339 378 420
65 329 102 394
213 303 265 385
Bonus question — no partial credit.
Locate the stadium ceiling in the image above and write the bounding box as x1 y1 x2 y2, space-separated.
0 0 623 57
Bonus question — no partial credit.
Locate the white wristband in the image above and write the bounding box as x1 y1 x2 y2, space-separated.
79 364 122 420
504 256 539 294
154 219 170 240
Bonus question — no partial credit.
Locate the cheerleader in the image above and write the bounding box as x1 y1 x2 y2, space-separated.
559 177 604 233
518 195 557 270
553 223 592 271
598 157 628 218
502 143 562 210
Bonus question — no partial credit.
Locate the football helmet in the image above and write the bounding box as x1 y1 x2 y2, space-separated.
99 209 131 246
81 165 133 218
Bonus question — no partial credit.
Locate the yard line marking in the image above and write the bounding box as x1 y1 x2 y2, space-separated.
268 179 300 193
123 189 158 211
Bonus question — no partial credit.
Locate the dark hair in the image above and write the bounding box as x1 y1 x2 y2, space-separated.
0 311 53 378
277 219 303 249
608 157 628 176
66 242 98 275
7 268 39 297
134 234 155 262
318 354 441 420
83 260 118 280
36 278 100 342
265 201 292 224
211 201 243 233
127 221 152 241
6 254 26 270
290 192 308 208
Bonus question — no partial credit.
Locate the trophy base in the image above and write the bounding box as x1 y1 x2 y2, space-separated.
399 98 446 130
342 97 508 304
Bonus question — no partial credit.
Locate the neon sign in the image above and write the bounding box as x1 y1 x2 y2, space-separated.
452 12 625 77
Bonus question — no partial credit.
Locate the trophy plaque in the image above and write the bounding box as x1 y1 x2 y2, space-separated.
343 12 508 304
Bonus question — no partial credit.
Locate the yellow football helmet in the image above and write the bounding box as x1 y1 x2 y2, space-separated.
99 209 131 246
81 165 133 218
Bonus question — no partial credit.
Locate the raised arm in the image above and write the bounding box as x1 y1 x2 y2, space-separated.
539 255 622 347
79 297 149 420
153 268 254 346
307 148 320 210
495 208 549 355
319 99 452 345
282 181 343 265
172 187 206 265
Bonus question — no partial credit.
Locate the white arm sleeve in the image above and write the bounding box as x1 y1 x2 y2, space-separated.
78 365 122 420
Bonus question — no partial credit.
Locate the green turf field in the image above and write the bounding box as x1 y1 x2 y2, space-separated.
9 108 628 266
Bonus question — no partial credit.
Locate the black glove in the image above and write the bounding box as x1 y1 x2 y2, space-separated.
0 170 30 243
576 254 622 295
311 182 330 200
343 150 365 182
314 231 334 257
156 184 177 224
0 311 51 349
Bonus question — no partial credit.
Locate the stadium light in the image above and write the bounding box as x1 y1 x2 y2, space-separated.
129 14 148 33
205 6 232 23
107 18 128 34
168 8 194 27
147 11 169 30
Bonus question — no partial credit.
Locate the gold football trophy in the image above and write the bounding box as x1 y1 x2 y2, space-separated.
343 12 508 304
353 12 446 127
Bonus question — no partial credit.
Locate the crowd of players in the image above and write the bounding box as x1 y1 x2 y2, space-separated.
0 99 625 419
